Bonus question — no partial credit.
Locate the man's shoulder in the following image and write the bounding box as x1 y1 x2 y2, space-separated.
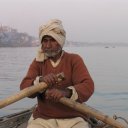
64 51 82 60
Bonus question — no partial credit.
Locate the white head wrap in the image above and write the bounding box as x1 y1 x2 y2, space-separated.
36 19 66 62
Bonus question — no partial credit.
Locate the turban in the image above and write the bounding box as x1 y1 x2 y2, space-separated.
36 19 66 62
39 19 66 47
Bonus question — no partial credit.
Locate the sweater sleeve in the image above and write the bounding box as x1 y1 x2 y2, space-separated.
71 54 94 103
20 59 41 97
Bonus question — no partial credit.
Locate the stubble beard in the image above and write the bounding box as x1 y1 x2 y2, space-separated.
44 47 62 58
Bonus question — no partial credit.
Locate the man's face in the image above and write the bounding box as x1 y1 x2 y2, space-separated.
41 35 62 57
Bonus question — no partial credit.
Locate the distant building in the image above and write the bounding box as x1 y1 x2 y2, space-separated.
0 24 37 47
0 24 17 33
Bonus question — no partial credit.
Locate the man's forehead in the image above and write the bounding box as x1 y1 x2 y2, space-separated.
42 35 54 40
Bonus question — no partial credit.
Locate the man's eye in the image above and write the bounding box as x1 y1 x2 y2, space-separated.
42 38 56 43
51 39 55 42
43 39 48 42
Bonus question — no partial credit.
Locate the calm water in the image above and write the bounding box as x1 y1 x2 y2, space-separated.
0 46 128 120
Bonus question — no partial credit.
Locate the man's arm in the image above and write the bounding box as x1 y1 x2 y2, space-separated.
71 54 94 103
20 59 41 98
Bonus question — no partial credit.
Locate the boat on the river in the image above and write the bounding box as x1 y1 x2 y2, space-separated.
0 106 126 128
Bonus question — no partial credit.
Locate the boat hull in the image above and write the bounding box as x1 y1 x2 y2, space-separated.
0 108 113 128
0 108 33 128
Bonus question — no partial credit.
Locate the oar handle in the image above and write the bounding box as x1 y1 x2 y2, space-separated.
0 82 48 109
0 72 64 109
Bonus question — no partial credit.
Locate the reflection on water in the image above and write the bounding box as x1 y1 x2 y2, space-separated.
0 47 128 119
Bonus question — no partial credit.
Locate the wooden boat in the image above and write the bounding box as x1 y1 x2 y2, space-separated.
0 106 119 128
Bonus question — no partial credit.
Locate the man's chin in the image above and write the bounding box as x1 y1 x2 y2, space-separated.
45 52 57 57
45 50 61 57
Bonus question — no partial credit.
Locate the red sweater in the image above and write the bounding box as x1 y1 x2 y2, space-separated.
20 51 94 119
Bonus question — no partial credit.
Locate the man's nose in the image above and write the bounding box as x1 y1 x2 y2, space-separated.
45 41 52 48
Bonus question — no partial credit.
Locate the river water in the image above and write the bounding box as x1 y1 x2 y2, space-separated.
0 46 128 120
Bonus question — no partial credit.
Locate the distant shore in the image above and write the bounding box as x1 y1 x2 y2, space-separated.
0 42 128 47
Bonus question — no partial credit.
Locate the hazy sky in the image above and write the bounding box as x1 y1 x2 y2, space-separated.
0 0 128 42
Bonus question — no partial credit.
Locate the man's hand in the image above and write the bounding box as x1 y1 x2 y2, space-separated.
39 73 58 86
45 88 72 102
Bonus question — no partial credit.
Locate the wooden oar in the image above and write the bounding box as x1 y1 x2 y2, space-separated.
0 82 48 109
60 97 126 128
0 72 64 109
0 80 126 127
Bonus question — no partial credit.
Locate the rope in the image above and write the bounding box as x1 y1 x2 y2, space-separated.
113 115 128 126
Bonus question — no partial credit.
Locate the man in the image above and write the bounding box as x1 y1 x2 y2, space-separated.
20 19 94 128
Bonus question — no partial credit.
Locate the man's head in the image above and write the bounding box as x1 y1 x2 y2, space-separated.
36 19 66 61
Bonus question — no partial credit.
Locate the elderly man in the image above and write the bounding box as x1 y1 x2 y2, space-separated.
20 19 94 128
